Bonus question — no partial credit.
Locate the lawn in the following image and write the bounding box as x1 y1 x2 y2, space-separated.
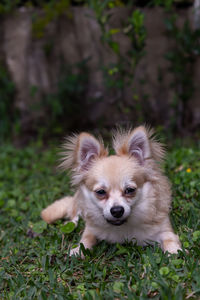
0 140 200 299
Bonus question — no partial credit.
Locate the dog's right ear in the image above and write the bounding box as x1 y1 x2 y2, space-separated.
77 133 108 171
59 132 108 174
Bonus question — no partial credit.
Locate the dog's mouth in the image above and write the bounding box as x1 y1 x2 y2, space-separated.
106 219 127 226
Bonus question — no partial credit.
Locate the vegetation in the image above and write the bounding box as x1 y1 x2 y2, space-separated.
43 61 89 135
1 140 200 299
0 1 199 298
163 2 200 132
0 65 16 141
0 0 199 140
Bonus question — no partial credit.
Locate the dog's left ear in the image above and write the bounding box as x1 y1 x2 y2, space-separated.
113 126 164 165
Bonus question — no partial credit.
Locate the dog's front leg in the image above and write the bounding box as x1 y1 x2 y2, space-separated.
159 231 181 254
70 226 97 257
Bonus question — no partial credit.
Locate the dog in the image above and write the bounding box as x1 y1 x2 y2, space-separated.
41 126 181 256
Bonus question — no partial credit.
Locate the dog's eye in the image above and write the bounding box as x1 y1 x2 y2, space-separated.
124 187 136 195
95 189 106 197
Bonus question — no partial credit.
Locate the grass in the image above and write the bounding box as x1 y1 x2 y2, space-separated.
0 140 200 299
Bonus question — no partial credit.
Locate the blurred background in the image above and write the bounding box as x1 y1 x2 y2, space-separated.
0 0 200 144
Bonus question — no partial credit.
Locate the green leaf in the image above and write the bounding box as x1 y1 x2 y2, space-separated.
159 266 170 276
109 41 119 54
183 241 189 248
20 202 28 211
109 28 120 35
76 283 85 292
116 243 128 255
171 274 180 282
171 259 183 267
32 220 47 234
60 222 75 234
192 230 200 241
7 199 16 208
151 282 159 290
113 281 124 293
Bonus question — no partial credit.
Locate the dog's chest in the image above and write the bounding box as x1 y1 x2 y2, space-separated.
91 222 159 245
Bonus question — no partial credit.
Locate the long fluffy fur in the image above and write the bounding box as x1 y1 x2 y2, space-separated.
41 126 181 256
113 125 165 163
59 134 80 171
59 132 108 186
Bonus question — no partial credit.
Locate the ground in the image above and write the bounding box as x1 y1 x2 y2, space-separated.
0 140 200 299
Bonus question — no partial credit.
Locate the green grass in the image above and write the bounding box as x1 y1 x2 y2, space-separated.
0 141 200 299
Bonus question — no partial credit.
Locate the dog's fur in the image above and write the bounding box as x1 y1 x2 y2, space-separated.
41 126 181 255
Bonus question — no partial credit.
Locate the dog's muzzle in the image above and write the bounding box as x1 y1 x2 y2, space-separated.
105 205 127 226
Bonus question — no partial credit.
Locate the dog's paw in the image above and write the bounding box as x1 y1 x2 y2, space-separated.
69 246 83 257
70 246 80 256
163 241 182 254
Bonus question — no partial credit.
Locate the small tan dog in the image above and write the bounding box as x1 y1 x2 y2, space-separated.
41 126 181 256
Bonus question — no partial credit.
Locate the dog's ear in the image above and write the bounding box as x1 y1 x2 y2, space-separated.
126 127 151 164
59 132 108 173
77 133 108 171
113 126 164 165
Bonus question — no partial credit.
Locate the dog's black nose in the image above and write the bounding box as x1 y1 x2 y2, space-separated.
110 206 124 218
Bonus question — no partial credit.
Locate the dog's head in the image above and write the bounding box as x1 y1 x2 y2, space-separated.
60 126 165 226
